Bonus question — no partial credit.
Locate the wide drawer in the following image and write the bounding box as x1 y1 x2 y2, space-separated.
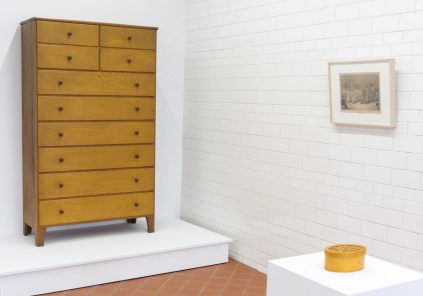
38 70 156 96
100 26 156 49
100 48 156 72
37 21 99 46
39 192 154 226
38 96 155 121
37 44 99 70
39 167 154 199
38 122 155 147
39 144 155 172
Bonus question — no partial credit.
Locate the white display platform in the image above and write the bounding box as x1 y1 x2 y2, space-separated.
0 217 231 296
268 252 423 296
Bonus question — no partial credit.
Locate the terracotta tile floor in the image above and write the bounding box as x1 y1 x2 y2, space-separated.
42 258 266 296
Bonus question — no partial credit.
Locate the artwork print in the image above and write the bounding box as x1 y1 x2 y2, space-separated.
340 73 380 114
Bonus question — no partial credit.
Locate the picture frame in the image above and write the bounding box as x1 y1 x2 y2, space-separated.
328 59 396 127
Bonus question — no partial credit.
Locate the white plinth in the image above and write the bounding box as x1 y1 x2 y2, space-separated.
268 252 423 296
0 217 231 296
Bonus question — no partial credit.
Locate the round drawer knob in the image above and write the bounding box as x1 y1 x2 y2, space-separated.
134 131 140 136
134 202 139 207
127 36 132 41
67 32 72 37
134 83 140 88
59 158 64 163
135 106 140 112
58 132 64 138
127 59 132 64
58 81 64 86
59 209 64 215
58 183 64 188
58 106 64 112
67 55 73 61
134 178 139 183
134 154 140 159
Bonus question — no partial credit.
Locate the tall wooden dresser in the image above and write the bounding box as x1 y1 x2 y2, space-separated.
21 18 157 246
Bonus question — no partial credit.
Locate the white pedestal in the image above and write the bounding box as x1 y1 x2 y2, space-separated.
267 252 423 296
0 217 231 296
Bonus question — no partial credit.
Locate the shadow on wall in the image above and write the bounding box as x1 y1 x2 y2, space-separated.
154 84 182 217
39 222 149 245
0 26 23 236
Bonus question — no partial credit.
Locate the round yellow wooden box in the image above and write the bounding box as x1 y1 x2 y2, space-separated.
324 244 366 272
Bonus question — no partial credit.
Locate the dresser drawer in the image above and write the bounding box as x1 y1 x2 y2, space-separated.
39 167 154 199
39 192 154 226
38 96 155 121
38 44 99 70
38 70 155 96
38 122 155 147
100 26 156 49
39 145 155 172
37 21 99 46
100 48 155 72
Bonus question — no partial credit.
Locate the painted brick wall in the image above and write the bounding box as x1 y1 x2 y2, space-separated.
182 0 423 272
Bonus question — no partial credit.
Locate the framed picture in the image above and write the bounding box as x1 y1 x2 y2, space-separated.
328 59 396 127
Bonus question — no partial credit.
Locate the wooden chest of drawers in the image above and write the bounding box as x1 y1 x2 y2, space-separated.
21 18 157 246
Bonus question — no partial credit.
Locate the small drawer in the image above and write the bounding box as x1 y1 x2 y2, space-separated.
39 144 155 172
38 121 155 147
38 96 155 121
100 48 155 72
39 192 154 226
39 167 155 199
38 70 156 96
37 20 99 46
100 26 156 49
37 44 99 70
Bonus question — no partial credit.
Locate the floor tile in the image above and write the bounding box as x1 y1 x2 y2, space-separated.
131 291 156 296
41 258 266 296
65 287 94 295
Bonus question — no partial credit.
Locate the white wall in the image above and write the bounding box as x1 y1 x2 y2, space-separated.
182 0 423 272
0 0 185 237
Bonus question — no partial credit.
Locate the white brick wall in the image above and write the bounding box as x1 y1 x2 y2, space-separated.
182 0 423 273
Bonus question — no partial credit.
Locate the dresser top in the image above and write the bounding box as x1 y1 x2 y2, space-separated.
20 17 158 30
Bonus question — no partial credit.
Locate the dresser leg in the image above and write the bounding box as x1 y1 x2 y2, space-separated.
146 215 154 233
23 223 32 236
35 226 46 247
127 218 137 224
